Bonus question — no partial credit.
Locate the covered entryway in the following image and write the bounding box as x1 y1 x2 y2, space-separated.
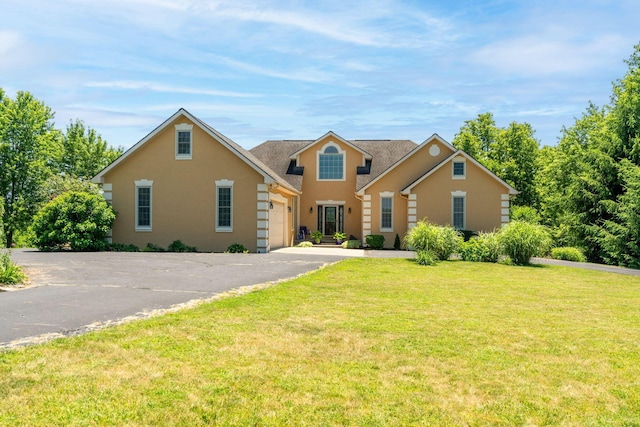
317 204 344 237
269 196 287 249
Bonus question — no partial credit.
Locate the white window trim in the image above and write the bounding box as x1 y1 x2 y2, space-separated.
216 179 234 232
316 141 346 182
175 123 193 160
135 179 153 232
379 191 394 232
452 157 466 179
451 191 466 229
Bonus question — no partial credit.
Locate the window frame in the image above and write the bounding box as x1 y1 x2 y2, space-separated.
175 123 193 160
215 179 234 232
452 158 466 179
451 191 466 229
317 142 346 181
135 179 153 232
380 192 394 232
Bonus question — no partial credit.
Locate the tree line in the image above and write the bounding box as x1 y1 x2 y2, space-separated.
0 89 122 247
452 43 640 268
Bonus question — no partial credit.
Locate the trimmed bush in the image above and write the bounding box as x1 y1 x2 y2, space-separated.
226 243 248 253
32 191 116 251
404 221 462 261
366 235 385 250
342 240 361 249
296 241 314 248
168 239 197 252
394 233 402 250
142 243 165 252
551 247 586 263
0 250 26 285
498 221 552 265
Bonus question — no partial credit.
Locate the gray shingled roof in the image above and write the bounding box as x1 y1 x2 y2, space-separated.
249 139 417 191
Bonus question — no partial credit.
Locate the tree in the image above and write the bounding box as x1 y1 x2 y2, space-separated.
31 191 116 251
453 113 540 206
57 119 122 179
0 91 61 247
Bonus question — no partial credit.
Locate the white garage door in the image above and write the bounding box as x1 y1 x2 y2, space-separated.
269 201 285 249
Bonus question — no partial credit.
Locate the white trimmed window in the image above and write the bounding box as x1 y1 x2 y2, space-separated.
452 158 466 179
380 192 394 232
317 143 345 181
452 191 466 229
216 179 234 232
175 123 193 159
135 179 153 231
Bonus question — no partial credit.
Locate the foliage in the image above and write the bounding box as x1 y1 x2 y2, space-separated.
404 220 462 260
31 191 116 251
0 250 26 284
498 221 552 265
333 231 346 241
415 250 437 266
0 197 3 246
296 241 314 248
167 239 197 253
458 229 478 241
393 233 401 250
142 243 165 252
452 112 540 206
365 234 385 250
107 243 139 252
510 205 541 224
459 232 501 263
225 243 248 253
0 91 61 247
311 230 323 243
551 247 586 263
341 240 361 249
38 174 101 203
55 119 122 179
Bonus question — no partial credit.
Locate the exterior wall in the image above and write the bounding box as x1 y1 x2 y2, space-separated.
411 158 508 232
362 140 454 247
102 115 265 252
296 135 363 239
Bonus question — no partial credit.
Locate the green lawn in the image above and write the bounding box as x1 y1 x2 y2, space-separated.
1 259 639 426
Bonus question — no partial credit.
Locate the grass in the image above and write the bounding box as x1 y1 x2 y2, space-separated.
1 259 639 426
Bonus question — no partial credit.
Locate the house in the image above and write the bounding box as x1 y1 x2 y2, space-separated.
92 109 517 252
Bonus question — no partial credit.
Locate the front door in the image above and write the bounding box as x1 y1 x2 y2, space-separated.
324 206 337 236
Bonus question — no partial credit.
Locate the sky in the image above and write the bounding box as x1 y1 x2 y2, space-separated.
1 0 639 150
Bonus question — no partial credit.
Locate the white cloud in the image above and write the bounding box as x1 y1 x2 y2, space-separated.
84 80 260 98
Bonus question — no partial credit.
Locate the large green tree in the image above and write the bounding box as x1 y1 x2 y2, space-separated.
452 113 540 206
0 91 61 247
57 119 122 179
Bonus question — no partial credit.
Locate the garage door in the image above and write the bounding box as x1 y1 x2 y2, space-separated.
269 201 285 249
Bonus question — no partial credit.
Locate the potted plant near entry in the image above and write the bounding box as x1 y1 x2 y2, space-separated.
333 231 347 245
311 230 323 244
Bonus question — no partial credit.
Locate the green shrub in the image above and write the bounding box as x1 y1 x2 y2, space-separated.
142 243 165 252
226 243 248 253
458 232 500 263
31 191 116 251
311 230 323 243
107 243 140 252
342 240 361 249
510 205 541 224
404 221 462 261
394 233 402 250
168 239 197 252
551 247 586 263
296 241 314 248
365 235 385 249
415 250 437 266
498 221 552 265
0 250 26 285
458 229 479 242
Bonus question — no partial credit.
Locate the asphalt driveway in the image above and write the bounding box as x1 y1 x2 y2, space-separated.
1 249 352 348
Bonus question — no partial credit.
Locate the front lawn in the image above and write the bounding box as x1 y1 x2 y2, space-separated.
1 259 639 425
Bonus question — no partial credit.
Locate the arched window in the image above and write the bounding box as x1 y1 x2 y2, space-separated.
318 144 344 180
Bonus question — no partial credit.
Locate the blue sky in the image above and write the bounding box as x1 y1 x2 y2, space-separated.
1 0 639 149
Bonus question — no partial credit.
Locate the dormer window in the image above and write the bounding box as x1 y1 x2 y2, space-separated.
175 123 193 159
317 143 345 181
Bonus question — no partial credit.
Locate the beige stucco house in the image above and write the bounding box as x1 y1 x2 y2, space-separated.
92 109 517 252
